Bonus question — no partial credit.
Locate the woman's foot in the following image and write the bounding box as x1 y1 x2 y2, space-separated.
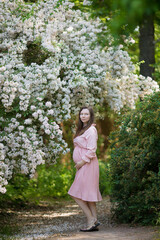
94 220 100 228
80 218 100 232
92 218 101 228
80 227 99 232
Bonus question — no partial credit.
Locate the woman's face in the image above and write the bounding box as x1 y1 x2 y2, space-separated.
80 109 90 126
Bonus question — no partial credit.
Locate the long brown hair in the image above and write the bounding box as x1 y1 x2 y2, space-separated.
74 106 95 138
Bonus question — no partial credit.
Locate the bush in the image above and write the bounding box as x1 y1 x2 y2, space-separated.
99 161 111 196
0 157 110 205
0 161 74 205
110 91 160 225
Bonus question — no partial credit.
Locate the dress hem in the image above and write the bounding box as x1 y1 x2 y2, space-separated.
68 192 102 202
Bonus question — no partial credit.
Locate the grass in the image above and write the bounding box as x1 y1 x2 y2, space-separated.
0 224 19 240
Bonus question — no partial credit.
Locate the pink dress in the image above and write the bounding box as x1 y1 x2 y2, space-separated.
68 124 102 202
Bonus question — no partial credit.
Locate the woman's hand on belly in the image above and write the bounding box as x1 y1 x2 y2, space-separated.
75 160 86 170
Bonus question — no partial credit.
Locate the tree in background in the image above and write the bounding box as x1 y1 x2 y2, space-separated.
82 0 160 78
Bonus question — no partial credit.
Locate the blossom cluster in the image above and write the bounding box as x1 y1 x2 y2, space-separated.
0 0 159 193
106 73 159 111
105 46 159 111
106 46 135 78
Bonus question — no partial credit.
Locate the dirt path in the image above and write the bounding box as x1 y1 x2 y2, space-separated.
49 227 159 240
0 196 159 240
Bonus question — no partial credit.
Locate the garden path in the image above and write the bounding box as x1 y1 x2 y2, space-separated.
0 196 159 240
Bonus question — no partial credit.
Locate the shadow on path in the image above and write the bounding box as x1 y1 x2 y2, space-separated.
0 196 159 240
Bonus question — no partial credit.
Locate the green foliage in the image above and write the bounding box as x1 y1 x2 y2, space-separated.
110 91 160 225
23 38 50 66
99 161 111 196
34 163 74 199
88 0 160 38
0 158 110 205
0 162 74 204
0 225 19 240
4 174 32 204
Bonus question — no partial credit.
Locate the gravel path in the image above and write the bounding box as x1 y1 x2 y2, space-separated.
0 196 159 240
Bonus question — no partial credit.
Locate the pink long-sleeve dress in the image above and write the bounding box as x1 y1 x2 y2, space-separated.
68 124 102 202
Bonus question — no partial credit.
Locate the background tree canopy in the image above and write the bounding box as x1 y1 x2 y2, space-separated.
73 0 160 78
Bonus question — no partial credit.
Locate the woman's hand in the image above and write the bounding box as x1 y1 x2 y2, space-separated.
75 160 86 170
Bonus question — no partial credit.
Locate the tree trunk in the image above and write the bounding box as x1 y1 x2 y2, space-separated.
139 15 155 78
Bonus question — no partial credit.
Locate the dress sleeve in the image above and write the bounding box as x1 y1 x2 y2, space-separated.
82 127 98 163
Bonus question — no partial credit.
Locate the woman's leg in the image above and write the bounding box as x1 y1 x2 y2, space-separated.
87 202 97 221
72 196 94 226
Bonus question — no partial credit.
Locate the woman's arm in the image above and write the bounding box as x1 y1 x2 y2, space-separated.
75 127 98 170
81 127 97 163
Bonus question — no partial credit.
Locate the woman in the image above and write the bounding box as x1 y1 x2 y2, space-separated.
68 106 102 232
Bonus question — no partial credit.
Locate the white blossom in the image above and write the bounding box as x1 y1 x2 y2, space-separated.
0 0 159 194
45 101 52 108
24 119 32 125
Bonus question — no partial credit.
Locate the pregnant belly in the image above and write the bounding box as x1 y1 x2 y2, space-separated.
73 147 81 163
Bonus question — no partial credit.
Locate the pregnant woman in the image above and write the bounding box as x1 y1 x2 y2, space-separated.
68 106 102 232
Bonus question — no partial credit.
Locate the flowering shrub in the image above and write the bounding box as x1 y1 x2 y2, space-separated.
0 0 159 193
